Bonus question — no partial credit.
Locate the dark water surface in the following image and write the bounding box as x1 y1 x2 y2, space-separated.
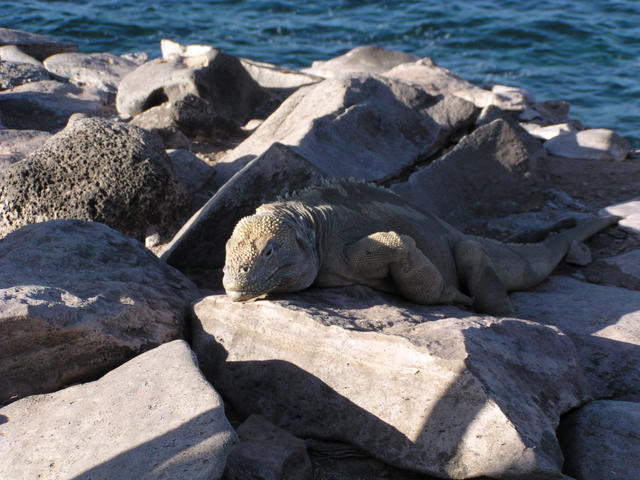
4 0 639 144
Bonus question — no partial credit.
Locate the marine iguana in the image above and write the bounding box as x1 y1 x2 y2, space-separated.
223 179 619 315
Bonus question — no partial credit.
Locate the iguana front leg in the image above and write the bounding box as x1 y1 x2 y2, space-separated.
345 231 472 306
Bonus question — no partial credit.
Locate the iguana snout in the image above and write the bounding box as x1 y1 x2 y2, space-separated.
223 213 318 301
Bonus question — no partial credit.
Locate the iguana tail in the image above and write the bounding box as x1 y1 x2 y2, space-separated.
472 215 621 291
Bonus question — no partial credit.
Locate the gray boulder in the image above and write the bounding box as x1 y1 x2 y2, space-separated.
559 400 640 480
301 45 418 78
512 275 640 400
160 143 324 278
116 49 270 130
0 340 236 480
0 79 111 131
391 119 542 227
0 27 76 61
130 92 235 148
0 60 50 90
225 414 313 480
0 116 190 241
44 52 140 92
192 286 588 479
214 75 476 186
0 128 51 169
544 128 630 161
0 220 199 405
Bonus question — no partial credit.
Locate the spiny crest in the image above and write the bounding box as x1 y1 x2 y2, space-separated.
277 177 396 201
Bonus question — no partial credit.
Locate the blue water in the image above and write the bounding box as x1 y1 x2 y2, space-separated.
4 0 639 145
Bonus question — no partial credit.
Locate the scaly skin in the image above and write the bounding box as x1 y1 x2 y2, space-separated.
223 179 620 315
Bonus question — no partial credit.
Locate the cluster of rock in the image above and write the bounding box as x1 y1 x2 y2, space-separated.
1 27 639 480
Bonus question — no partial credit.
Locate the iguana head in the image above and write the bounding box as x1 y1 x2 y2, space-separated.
223 213 318 301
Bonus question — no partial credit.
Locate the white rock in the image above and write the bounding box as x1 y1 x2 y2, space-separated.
192 286 588 479
161 38 214 59
600 197 640 233
520 122 577 140
544 128 630 161
0 340 236 480
559 400 640 480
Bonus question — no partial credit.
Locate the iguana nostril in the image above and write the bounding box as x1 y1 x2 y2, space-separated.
241 266 249 273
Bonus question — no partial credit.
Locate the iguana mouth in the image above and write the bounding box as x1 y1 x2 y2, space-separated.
224 269 282 301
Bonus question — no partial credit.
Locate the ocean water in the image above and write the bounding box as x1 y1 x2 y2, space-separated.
3 0 639 145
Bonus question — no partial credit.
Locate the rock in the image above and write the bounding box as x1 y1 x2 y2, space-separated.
586 249 640 290
43 52 140 92
240 57 321 90
490 84 534 109
214 75 476 186
116 49 270 130
120 51 148 65
381 58 531 111
544 128 630 161
225 414 313 480
160 38 214 59
0 220 199 405
601 197 640 233
0 117 190 241
131 92 238 148
559 400 640 480
519 100 570 125
391 119 542 227
191 286 588 479
0 340 236 479
301 45 418 78
160 143 324 278
0 128 51 168
520 122 577 140
0 79 111 131
382 57 476 95
512 275 640 400
0 44 43 65
0 27 76 61
0 60 50 90
160 39 319 92
167 148 216 195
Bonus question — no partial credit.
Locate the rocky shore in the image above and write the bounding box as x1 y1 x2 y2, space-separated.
1 27 639 480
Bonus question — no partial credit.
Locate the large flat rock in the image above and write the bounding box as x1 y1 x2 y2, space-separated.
213 75 476 186
0 220 199 404
512 275 640 400
192 286 588 479
0 340 236 480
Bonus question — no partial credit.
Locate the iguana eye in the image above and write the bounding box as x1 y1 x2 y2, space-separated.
264 247 273 258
